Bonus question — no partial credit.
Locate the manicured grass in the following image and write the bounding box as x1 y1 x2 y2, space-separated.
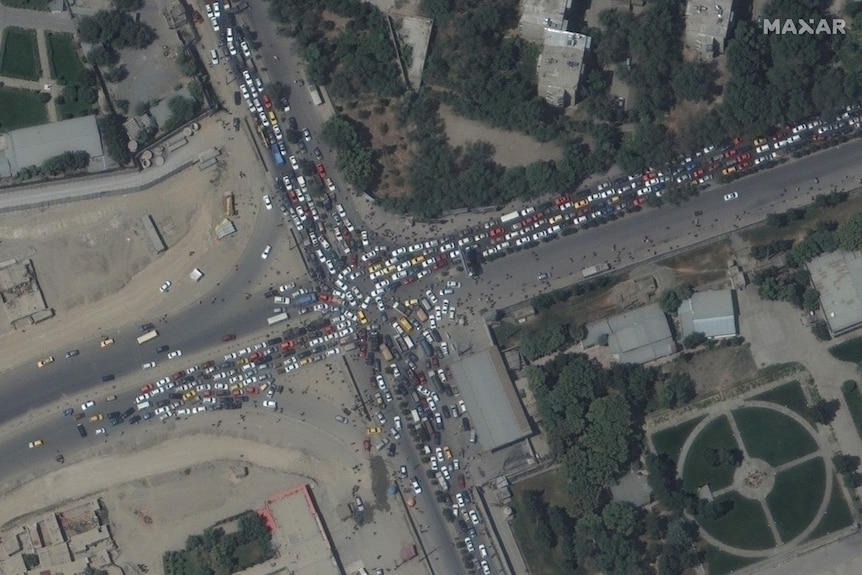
751 381 815 425
704 546 761 575
830 337 862 363
46 32 84 82
733 407 818 467
766 457 826 542
652 415 706 463
841 382 862 440
683 415 740 492
0 0 49 9
805 477 855 542
0 27 41 81
0 86 47 130
697 492 776 550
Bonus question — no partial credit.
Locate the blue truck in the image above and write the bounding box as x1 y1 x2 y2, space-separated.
271 144 285 166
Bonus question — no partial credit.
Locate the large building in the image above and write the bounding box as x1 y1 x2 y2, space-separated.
678 290 738 339
538 29 591 108
684 0 734 59
808 251 862 336
0 116 107 178
449 347 533 452
518 0 572 44
583 304 675 364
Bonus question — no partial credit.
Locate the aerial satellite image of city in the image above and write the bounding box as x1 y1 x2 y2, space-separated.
0 0 861 574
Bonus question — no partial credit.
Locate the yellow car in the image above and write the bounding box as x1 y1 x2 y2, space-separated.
89 413 104 422
366 427 383 434
182 390 197 401
411 255 426 266
754 137 767 146
574 199 589 209
443 446 453 460
28 439 45 448
357 310 369 325
37 356 54 368
100 337 114 348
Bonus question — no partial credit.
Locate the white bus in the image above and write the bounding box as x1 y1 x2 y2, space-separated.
136 330 159 344
267 312 289 325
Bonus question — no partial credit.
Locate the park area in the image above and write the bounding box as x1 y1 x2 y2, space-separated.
0 86 47 130
46 32 84 82
0 27 41 81
649 384 854 572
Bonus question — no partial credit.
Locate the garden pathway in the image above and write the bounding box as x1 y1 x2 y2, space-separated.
738 291 862 504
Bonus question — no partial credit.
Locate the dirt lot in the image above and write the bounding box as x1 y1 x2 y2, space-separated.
657 239 733 288
0 120 270 372
664 344 759 394
439 104 563 169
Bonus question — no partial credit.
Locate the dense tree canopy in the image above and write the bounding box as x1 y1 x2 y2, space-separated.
77 10 156 49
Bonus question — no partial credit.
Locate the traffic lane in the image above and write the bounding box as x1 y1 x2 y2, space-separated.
0 207 291 424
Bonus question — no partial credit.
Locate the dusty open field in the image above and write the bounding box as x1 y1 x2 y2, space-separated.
439 104 564 168
0 121 273 373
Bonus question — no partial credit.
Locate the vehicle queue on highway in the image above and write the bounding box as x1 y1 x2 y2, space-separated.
24 3 862 573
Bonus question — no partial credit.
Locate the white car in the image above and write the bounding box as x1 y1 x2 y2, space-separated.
210 49 219 65
241 41 251 58
723 192 739 201
456 493 466 508
81 400 95 411
168 350 182 359
142 361 156 370
465 537 475 552
446 280 461 289
411 478 422 494
95 427 107 435
160 280 172 293
263 195 272 210
478 544 488 558
261 245 272 259
469 510 481 524
262 400 278 409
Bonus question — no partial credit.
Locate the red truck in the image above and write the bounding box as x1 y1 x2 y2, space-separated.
249 351 264 363
316 163 327 180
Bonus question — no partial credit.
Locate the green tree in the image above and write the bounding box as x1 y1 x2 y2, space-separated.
807 398 840 425
99 113 132 164
837 213 862 251
86 44 120 67
682 332 707 349
660 372 696 408
602 501 638 537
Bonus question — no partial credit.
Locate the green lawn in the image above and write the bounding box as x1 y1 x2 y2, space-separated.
697 492 776 550
733 407 818 467
766 457 826 542
0 27 41 81
0 86 47 130
45 32 84 82
750 381 815 425
683 415 740 492
652 415 706 463
510 472 571 575
704 546 761 575
841 383 862 440
805 477 855 542
829 337 862 363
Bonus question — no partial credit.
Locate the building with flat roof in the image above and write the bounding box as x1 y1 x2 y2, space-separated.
537 29 591 108
583 304 675 364
518 0 572 44
808 251 862 336
678 290 738 339
684 0 734 59
449 347 533 452
0 116 107 178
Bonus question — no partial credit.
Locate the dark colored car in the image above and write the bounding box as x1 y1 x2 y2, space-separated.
442 405 451 419
288 116 298 130
128 415 142 425
101 374 115 382
314 147 323 160
462 417 471 431
222 334 237 342
139 323 155 332
123 407 135 418
77 424 87 437
156 345 170 353
266 337 282 345
387 443 397 457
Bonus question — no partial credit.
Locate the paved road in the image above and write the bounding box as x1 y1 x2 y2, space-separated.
0 3 76 34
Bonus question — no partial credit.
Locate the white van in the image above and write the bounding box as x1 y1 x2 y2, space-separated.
403 334 415 350
470 430 477 443
136 401 151 411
